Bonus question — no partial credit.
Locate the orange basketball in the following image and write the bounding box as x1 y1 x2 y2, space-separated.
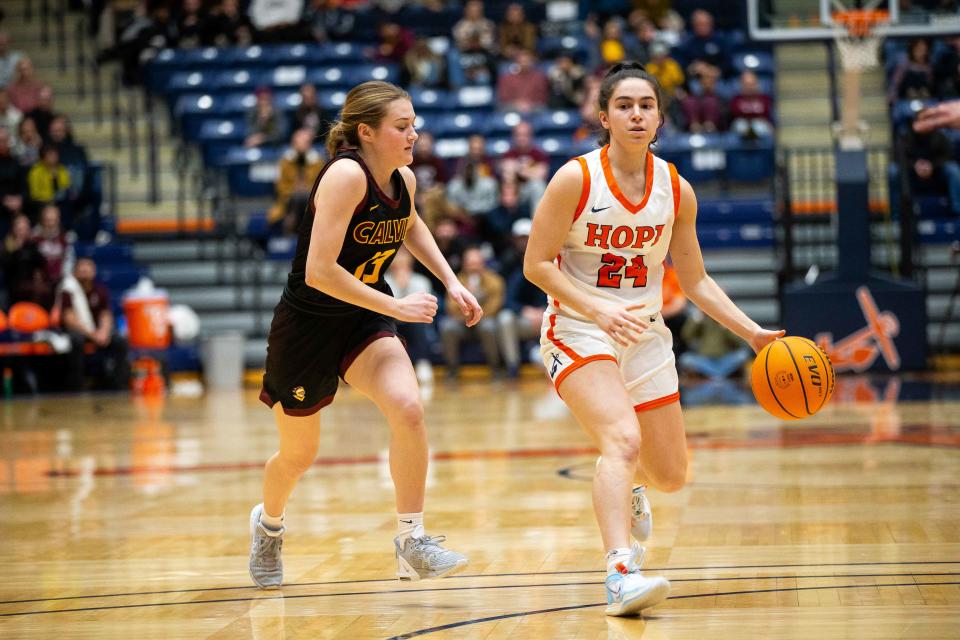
751 336 836 420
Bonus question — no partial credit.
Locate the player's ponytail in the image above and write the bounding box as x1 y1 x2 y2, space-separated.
324 81 411 157
596 61 665 147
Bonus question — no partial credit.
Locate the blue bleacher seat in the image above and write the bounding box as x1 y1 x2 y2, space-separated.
197 118 247 164
454 85 495 110
530 109 580 135
409 88 455 112
75 242 135 264
175 94 228 138
724 133 776 182
223 146 284 197
211 68 265 92
484 111 527 137
429 112 487 138
732 51 775 75
98 266 146 295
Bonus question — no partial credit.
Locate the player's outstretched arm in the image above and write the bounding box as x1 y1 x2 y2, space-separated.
669 176 783 353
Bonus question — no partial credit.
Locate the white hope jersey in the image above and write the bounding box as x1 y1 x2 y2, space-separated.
550 145 680 321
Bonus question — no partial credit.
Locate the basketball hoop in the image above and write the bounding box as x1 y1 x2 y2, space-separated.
832 9 888 71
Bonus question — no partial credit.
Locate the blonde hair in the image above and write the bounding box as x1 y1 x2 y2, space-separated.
325 81 411 157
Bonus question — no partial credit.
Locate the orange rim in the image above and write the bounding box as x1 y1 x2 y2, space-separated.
832 9 889 37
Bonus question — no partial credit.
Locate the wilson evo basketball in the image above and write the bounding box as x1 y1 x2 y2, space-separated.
751 336 836 420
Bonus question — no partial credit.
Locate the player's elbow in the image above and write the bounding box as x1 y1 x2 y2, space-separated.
522 257 544 287
305 267 332 292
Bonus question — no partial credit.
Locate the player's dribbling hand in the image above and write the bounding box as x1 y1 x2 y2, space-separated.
591 303 648 346
393 292 439 323
748 328 786 354
448 282 484 327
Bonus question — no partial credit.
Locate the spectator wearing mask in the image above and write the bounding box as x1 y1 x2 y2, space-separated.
245 87 288 148
267 128 323 235
439 246 503 379
496 218 546 378
59 257 130 391
385 247 437 384
497 50 550 113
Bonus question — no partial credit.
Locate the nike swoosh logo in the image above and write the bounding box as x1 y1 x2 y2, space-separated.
370 204 380 211
591 204 611 213
400 519 413 524
649 316 657 323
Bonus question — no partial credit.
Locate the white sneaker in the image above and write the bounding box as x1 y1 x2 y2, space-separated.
604 543 670 616
395 533 468 581
631 486 652 542
248 504 284 589
415 359 434 384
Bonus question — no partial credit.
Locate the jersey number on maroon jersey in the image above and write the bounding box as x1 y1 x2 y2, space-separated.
597 253 648 288
354 249 396 283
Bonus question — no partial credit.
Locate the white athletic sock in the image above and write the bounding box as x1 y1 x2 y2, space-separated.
606 548 632 575
260 507 285 535
397 512 424 542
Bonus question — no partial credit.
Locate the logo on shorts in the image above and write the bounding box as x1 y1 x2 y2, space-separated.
292 386 306 402
550 354 563 378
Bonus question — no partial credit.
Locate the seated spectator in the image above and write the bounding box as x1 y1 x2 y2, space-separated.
421 214 465 291
0 30 23 88
248 0 303 43
677 9 729 79
627 15 659 64
384 247 436 384
497 50 549 113
97 3 178 86
27 144 71 216
301 0 355 44
439 246 503 379
0 127 23 217
899 120 960 215
245 88 287 148
452 32 498 87
934 36 960 98
547 54 587 109
499 121 549 215
46 116 89 200
678 310 750 379
646 41 685 106
498 3 537 61
1 213 50 307
32 203 72 285
576 75 603 141
291 83 326 137
59 257 130 391
176 0 207 49
0 87 22 133
267 128 323 235
13 116 42 167
447 135 501 244
681 66 725 133
202 0 254 47
410 131 448 206
453 0 496 53
7 57 46 114
496 218 545 378
403 37 447 89
888 38 935 103
372 22 413 64
598 18 632 66
730 70 774 140
25 86 56 140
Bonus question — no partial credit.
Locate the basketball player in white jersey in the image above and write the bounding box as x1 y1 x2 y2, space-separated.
524 62 784 616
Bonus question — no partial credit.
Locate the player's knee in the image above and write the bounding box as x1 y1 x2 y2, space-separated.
387 395 425 429
651 462 687 493
602 427 641 463
279 447 318 475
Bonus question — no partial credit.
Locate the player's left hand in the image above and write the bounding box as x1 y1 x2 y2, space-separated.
749 328 786 354
449 283 483 327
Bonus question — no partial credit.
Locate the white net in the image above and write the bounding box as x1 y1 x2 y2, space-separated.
834 30 883 71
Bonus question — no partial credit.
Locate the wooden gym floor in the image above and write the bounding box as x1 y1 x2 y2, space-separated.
1 372 958 639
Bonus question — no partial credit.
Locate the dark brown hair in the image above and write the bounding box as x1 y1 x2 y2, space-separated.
597 61 664 146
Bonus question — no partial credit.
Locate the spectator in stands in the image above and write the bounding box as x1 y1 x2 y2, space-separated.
202 0 254 47
681 66 726 133
453 31 498 86
0 87 22 133
385 247 436 384
453 0 496 53
888 38 935 104
914 99 960 133
646 41 685 106
496 50 549 113
403 37 447 89
268 128 323 236
372 22 413 65
547 54 587 109
496 218 545 378
1 213 49 306
575 75 602 140
245 87 288 148
900 118 960 215
97 3 178 86
0 31 22 88
677 9 729 79
13 116 42 167
47 116 89 201
730 70 774 141
628 3 674 33
934 36 960 98
409 131 448 204
291 83 326 137
27 144 71 217
498 3 537 61
6 57 47 114
60 257 130 391
447 135 501 245
626 15 659 64
248 0 303 43
678 311 751 380
439 246 503 379
597 17 632 66
0 128 22 215
176 0 207 49
25 87 56 140
499 121 549 214
423 215 465 292
301 0 355 44
32 204 72 285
